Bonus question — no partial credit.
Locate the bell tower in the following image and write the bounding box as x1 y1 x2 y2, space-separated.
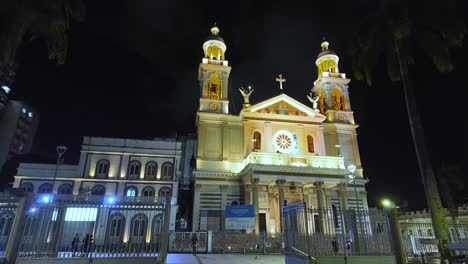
311 40 363 176
198 25 232 114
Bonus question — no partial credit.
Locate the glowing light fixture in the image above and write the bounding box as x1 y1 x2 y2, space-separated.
381 198 393 208
104 195 117 205
37 194 53 204
29 207 38 214
1 85 10 94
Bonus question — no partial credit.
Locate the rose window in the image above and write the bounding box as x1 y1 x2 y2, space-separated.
273 130 295 154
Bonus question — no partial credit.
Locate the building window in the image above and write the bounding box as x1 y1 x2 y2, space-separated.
128 160 141 180
108 213 125 242
158 187 171 199
57 183 73 195
0 212 14 236
427 229 433 237
418 229 423 236
131 214 148 239
142 186 155 197
253 131 261 150
307 135 315 153
145 162 158 180
161 162 173 180
38 183 53 193
96 159 110 178
91 185 106 195
126 186 138 197
21 182 34 193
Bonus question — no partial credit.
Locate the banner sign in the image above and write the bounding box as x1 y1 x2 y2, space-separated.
225 205 254 229
448 243 468 250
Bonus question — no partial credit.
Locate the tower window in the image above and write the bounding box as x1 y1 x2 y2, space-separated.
95 159 110 178
128 160 141 179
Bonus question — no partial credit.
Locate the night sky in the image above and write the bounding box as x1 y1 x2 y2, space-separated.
5 0 468 209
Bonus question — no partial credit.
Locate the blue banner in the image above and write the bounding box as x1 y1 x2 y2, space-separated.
225 205 254 229
225 205 254 218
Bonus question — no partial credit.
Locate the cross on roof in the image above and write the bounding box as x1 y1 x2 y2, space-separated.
275 74 286 90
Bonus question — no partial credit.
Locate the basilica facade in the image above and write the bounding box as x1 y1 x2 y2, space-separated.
192 26 368 233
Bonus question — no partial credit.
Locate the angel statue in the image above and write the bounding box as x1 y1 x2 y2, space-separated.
307 93 320 112
239 86 254 108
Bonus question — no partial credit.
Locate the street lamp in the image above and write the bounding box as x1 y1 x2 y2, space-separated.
52 145 67 194
347 164 358 211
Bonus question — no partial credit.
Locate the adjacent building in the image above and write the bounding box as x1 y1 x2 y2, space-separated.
0 100 39 172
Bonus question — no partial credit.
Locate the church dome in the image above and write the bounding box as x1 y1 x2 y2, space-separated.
316 40 336 59
202 25 227 61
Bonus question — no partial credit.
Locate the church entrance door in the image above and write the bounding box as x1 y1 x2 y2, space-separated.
259 213 267 233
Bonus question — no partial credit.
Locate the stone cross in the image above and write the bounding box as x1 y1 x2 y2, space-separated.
275 74 286 90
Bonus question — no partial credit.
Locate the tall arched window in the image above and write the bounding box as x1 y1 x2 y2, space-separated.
142 186 155 197
91 184 106 195
95 159 110 178
131 214 148 243
21 182 34 193
158 187 171 199
253 131 261 150
145 162 158 180
161 162 173 180
57 183 73 195
152 214 163 243
307 135 315 153
128 160 141 180
418 229 423 236
38 183 52 193
126 186 138 197
108 213 125 243
0 211 15 236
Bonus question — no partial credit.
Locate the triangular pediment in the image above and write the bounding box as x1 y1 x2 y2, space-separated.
241 93 326 123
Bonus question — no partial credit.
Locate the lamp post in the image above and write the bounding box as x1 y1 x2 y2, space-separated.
347 164 360 253
52 145 67 194
347 164 358 211
381 198 406 264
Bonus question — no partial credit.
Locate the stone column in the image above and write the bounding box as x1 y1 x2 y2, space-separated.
192 184 201 231
338 184 348 210
220 185 228 231
314 182 326 233
252 178 260 233
302 186 311 207
276 179 286 233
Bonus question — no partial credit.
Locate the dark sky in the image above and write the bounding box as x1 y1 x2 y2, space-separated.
6 0 468 209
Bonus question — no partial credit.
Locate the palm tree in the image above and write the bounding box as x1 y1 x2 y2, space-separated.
0 0 85 88
351 0 465 260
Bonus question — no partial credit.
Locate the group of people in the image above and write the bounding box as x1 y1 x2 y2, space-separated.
71 233 94 257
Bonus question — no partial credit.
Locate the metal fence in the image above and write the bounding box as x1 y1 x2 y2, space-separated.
0 194 21 258
400 221 468 262
211 232 284 254
169 231 209 253
15 194 168 259
283 202 394 257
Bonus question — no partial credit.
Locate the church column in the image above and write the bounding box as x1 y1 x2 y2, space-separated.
220 185 228 231
302 186 311 207
192 184 201 231
315 182 326 233
276 179 286 233
252 178 260 233
338 184 348 210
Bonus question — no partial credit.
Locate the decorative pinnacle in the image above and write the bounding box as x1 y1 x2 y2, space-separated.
211 23 220 35
321 37 329 51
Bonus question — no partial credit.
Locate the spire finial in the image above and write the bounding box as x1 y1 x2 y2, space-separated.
211 23 220 35
321 38 329 51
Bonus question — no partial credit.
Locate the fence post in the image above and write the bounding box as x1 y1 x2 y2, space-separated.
4 192 32 264
157 196 172 264
388 207 407 264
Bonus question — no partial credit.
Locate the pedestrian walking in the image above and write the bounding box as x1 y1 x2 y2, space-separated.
191 234 199 256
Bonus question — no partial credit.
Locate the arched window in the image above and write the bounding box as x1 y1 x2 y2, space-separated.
108 213 125 243
142 186 155 197
0 211 15 236
253 131 261 150
91 184 106 195
38 183 52 193
21 182 34 193
158 187 171 199
57 183 73 195
427 229 433 237
307 135 315 153
130 214 148 243
125 186 138 197
128 160 141 180
152 214 163 243
161 162 173 180
95 159 110 178
145 162 158 180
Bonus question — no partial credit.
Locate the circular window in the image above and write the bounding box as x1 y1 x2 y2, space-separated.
273 130 295 154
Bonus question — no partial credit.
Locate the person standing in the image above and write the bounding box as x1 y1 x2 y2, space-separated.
191 234 199 256
71 234 80 257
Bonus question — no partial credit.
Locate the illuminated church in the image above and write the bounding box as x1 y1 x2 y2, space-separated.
192 26 368 233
